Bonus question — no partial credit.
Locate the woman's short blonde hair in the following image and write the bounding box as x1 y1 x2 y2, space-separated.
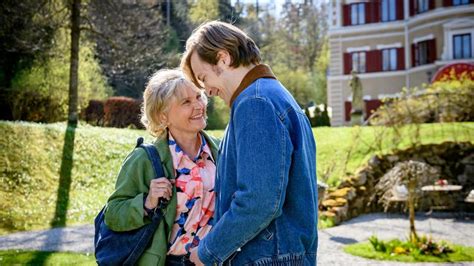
140 69 188 137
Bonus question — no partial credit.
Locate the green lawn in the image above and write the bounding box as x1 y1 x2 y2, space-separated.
0 250 96 265
0 121 472 234
344 242 474 263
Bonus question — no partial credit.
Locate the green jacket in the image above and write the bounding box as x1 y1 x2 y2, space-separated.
104 131 220 266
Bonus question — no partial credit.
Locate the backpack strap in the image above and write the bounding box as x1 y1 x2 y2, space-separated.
135 137 164 178
135 137 168 208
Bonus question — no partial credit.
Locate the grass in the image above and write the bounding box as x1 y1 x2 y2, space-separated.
0 250 96 265
344 241 474 263
313 122 473 185
0 120 472 235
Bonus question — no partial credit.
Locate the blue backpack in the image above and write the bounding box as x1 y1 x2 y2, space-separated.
94 137 168 266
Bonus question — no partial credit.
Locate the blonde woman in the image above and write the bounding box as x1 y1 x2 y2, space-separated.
104 69 220 266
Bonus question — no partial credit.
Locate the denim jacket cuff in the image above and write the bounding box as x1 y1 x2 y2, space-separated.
198 241 219 266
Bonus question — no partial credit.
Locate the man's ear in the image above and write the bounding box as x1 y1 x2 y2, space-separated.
217 50 231 66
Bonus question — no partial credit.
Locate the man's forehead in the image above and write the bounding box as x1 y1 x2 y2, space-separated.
190 53 202 70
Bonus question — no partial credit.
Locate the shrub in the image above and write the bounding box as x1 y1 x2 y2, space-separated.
8 28 111 123
81 99 105 126
369 72 474 126
103 97 143 129
368 235 453 257
9 89 66 122
206 97 229 130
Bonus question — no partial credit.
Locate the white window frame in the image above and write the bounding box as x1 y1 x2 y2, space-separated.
452 33 472 59
442 19 474 60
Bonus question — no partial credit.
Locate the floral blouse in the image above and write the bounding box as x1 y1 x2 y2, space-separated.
167 133 216 256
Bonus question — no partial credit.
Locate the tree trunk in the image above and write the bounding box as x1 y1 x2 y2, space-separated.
68 0 80 124
408 178 418 243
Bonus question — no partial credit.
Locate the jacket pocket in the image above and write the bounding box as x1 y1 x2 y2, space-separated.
137 251 162 266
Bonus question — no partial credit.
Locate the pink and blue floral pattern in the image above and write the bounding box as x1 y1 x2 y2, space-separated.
167 133 216 256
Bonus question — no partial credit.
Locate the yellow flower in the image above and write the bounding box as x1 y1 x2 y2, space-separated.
394 246 407 254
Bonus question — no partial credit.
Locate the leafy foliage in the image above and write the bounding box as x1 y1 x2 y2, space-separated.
345 241 474 263
255 1 328 107
189 0 220 24
81 99 104 126
0 0 63 120
87 0 171 98
9 27 111 123
206 97 230 130
368 235 453 257
369 72 474 126
103 97 143 129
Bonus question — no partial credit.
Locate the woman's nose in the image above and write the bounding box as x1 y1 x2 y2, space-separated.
193 101 204 109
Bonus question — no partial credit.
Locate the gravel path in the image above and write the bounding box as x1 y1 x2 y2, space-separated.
0 213 473 265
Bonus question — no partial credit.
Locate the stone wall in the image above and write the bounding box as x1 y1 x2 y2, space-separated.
319 142 474 225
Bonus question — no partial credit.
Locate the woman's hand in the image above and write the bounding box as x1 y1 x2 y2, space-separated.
145 178 175 209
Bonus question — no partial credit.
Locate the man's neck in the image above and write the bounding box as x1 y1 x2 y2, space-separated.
223 64 256 106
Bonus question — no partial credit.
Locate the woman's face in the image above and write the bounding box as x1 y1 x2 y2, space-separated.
163 82 207 136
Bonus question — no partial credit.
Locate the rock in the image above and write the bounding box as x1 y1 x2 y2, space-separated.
322 199 345 208
369 155 381 167
387 155 399 162
332 205 349 222
353 171 367 186
319 210 339 225
329 187 356 201
425 156 446 166
335 198 348 205
350 197 365 211
461 154 474 165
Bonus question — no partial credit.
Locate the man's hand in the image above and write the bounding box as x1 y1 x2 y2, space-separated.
189 248 204 266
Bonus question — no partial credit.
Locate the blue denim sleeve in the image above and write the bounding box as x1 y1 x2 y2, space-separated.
198 97 291 265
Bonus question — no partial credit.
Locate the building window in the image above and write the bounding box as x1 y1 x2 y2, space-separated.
415 41 429 65
351 3 365 25
352 52 366 73
383 48 398 71
453 34 472 59
453 0 470 6
381 0 396 22
414 39 437 66
417 0 429 13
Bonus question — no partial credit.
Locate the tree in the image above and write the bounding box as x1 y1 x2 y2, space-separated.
189 0 220 24
68 0 80 124
0 0 61 119
251 1 328 107
87 0 170 98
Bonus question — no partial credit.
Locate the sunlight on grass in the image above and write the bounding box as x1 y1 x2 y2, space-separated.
1 121 472 234
0 250 96 265
344 242 474 263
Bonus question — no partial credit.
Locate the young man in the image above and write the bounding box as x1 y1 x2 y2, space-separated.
181 21 318 266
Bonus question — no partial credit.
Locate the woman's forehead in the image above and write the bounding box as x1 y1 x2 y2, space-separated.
175 81 201 99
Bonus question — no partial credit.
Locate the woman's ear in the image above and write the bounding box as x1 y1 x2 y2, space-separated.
159 113 168 126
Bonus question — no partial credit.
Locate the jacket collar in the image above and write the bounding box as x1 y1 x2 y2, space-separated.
229 64 276 107
153 130 219 179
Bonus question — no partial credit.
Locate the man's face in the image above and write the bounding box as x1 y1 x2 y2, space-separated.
190 51 225 100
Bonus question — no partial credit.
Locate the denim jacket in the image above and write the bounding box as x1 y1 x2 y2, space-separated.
198 65 318 265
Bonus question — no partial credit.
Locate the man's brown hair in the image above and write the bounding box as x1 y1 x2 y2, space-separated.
181 21 261 88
